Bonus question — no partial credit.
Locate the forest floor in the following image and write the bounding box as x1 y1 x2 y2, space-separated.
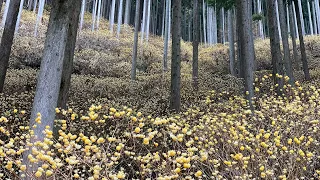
1 9 320 179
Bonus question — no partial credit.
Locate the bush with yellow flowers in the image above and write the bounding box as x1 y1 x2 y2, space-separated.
1 74 320 179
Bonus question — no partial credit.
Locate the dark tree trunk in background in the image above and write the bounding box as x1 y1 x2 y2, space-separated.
57 0 82 109
278 0 294 85
289 1 299 70
192 0 199 89
170 0 182 113
236 7 244 78
267 0 284 94
22 0 82 177
294 0 310 81
228 8 236 76
237 0 255 107
131 0 140 80
0 0 3 14
0 0 21 93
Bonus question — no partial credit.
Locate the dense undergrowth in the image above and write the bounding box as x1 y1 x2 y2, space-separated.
2 8 320 180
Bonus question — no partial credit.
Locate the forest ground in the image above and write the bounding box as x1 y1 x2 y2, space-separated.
2 9 320 179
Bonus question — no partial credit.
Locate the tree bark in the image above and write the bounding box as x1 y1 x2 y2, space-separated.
312 1 318 34
15 0 25 33
278 0 295 85
289 1 299 69
79 0 86 31
202 0 206 44
170 0 181 113
307 0 313 35
192 0 199 89
1 0 11 27
163 0 170 71
124 0 131 24
110 0 116 32
294 0 311 80
34 0 45 37
145 0 151 41
228 8 236 76
131 0 140 80
22 0 82 176
57 0 81 110
0 0 3 14
268 0 284 94
117 0 124 38
236 0 255 106
297 0 305 35
0 0 20 93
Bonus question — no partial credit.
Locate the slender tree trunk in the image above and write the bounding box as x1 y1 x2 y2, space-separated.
221 7 225 43
268 0 284 95
14 0 25 33
33 0 37 13
109 0 116 32
192 0 199 89
293 1 299 37
307 0 314 35
1 0 11 27
170 0 182 113
228 8 236 76
297 0 305 35
257 0 264 39
28 0 33 10
213 6 217 43
145 0 151 41
117 0 124 38
0 0 20 93
163 0 170 71
131 0 140 80
96 0 102 29
34 0 45 37
275 0 282 39
289 1 299 69
202 0 206 44
124 0 131 24
237 0 255 106
312 1 318 34
294 0 310 80
278 0 294 85
79 0 86 31
315 0 320 34
161 0 165 37
141 0 147 42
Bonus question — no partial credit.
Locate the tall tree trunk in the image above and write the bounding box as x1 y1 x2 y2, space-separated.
14 0 25 33
131 0 140 80
192 0 199 89
293 1 299 37
278 0 294 85
237 0 255 106
294 0 310 80
289 1 299 69
117 0 124 38
312 1 318 34
79 0 86 31
257 0 264 39
57 0 81 110
228 8 236 76
0 0 20 93
297 0 305 35
28 0 33 10
170 0 182 113
307 0 314 35
221 7 225 43
202 0 206 44
213 6 217 43
22 0 81 176
163 0 170 71
141 0 147 42
1 0 11 27
109 0 116 32
96 0 102 29
34 0 45 37
315 0 320 34
161 0 165 37
275 0 282 39
268 0 284 95
33 0 37 13
145 0 151 41
124 0 131 24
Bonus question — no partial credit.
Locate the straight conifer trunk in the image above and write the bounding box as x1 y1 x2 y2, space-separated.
192 0 199 89
22 0 82 176
170 0 182 113
131 0 140 80
289 1 299 69
0 0 20 93
294 0 311 80
278 0 294 85
228 8 236 76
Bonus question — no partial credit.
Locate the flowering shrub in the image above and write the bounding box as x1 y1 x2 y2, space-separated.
1 75 320 179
